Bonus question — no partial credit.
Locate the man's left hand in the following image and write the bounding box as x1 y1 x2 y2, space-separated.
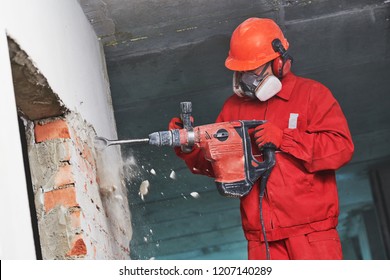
254 122 283 149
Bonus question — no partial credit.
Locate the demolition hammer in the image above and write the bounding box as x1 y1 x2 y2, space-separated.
95 102 276 259
95 101 276 198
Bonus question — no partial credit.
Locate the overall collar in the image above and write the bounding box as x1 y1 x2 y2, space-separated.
276 72 297 101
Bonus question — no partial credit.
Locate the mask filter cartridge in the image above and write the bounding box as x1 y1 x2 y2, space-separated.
254 75 282 101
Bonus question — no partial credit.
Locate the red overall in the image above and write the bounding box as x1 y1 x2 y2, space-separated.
174 73 354 259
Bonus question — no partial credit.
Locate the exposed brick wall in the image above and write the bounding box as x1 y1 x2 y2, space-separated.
27 112 131 259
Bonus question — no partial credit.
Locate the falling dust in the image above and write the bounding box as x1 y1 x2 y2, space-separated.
190 192 200 199
169 170 176 180
120 147 183 202
119 149 202 203
117 147 204 259
122 153 141 183
138 180 150 201
93 137 108 151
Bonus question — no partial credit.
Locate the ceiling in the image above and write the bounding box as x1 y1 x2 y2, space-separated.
79 0 390 259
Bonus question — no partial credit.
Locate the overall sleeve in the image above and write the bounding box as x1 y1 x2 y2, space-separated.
173 145 215 177
280 84 354 173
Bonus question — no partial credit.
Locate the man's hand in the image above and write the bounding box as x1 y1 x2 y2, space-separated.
168 117 183 130
254 122 283 149
168 117 194 130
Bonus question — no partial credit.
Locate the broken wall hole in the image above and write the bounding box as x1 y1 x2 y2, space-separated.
8 36 131 259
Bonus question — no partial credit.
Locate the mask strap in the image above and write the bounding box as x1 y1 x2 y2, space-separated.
257 62 271 78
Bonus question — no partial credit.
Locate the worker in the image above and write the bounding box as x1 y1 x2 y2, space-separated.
169 18 354 260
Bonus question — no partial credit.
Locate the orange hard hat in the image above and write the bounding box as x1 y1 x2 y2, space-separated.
225 18 289 71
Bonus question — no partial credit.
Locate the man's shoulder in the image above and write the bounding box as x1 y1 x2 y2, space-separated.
223 93 242 106
293 74 331 94
294 74 324 86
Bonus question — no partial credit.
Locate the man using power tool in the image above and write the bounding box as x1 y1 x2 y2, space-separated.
169 18 354 260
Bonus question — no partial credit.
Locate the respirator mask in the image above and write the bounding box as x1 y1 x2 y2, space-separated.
233 62 282 101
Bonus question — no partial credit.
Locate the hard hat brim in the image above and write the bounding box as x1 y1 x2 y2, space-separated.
225 53 279 71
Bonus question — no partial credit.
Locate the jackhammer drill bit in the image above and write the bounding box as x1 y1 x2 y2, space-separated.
94 130 182 150
94 136 150 149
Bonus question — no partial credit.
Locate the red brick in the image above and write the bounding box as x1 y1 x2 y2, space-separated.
69 209 81 229
92 245 97 259
61 141 72 163
44 186 78 212
35 119 70 143
72 132 84 155
54 165 74 187
66 236 87 257
72 133 96 168
82 144 96 168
